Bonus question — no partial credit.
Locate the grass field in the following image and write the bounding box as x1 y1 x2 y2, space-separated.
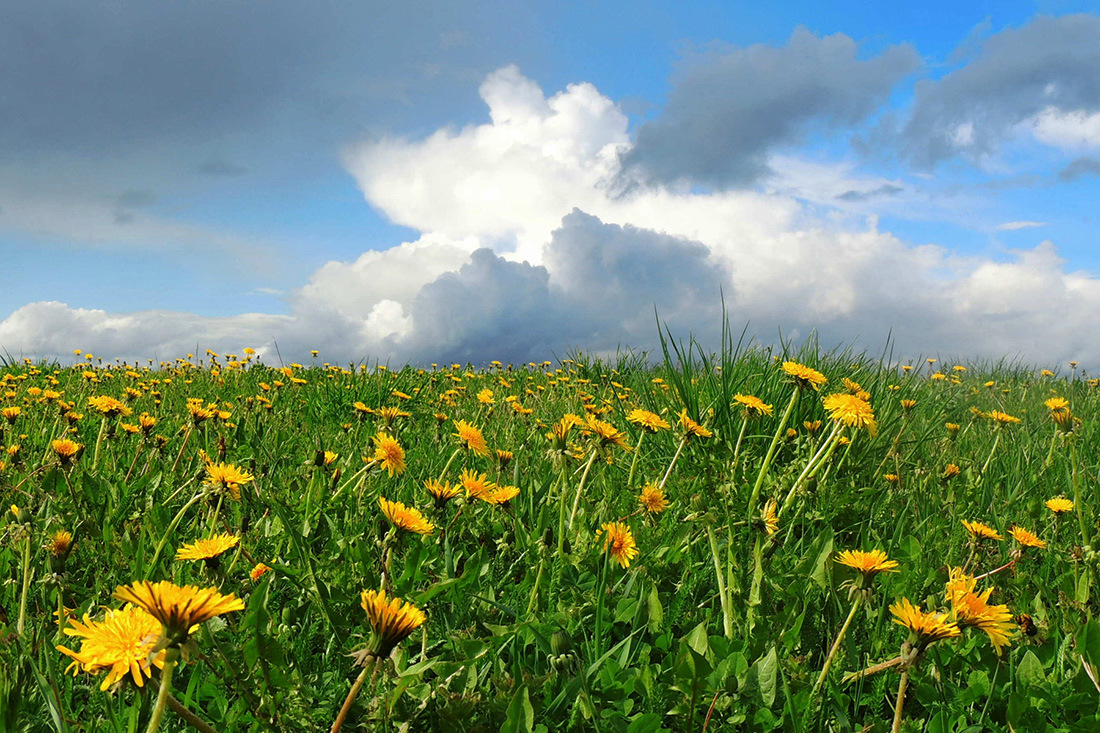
1 334 1098 732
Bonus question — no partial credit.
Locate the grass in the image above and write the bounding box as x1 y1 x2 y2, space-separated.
0 340 1098 732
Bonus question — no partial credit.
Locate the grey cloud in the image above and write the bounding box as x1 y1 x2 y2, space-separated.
198 161 249 177
836 184 904 202
899 14 1100 167
619 28 919 188
1059 157 1100 182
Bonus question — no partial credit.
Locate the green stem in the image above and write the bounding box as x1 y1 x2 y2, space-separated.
779 422 843 518
705 525 733 639
208 492 225 534
592 552 609 659
747 389 799 521
16 533 32 636
810 595 863 701
526 554 546 617
145 489 209 579
978 429 1002 478
731 417 748 472
331 660 380 733
746 534 764 632
165 693 218 733
658 436 687 491
1071 440 1088 546
891 669 909 733
437 448 462 483
145 647 181 733
92 416 109 472
170 424 194 475
626 431 645 490
567 450 600 530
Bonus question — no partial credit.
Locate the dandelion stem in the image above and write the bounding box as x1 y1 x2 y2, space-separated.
567 449 600 530
705 524 733 639
747 389 799 522
731 417 748 473
891 669 909 733
331 659 380 733
91 416 109 472
978 429 1002 478
165 692 218 733
437 448 462 483
779 421 843 518
658 436 687 491
16 532 32 636
144 646 180 733
170 424 194 475
626 431 645 490
810 595 863 701
146 488 209 579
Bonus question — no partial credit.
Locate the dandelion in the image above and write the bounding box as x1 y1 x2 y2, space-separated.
114 580 244 645
359 589 426 659
379 497 434 535
1046 496 1074 514
941 463 961 480
944 568 1014 654
890 598 961 645
176 533 240 563
637 482 668 514
583 414 631 451
459 468 494 499
57 606 165 690
369 433 406 476
477 388 494 405
0 406 20 423
453 420 490 456
988 410 1021 426
51 438 84 465
678 409 712 439
204 462 254 500
962 520 1003 542
822 393 877 436
781 361 828 391
732 394 773 418
482 484 520 506
250 563 272 582
760 498 779 537
600 522 639 569
46 530 74 559
88 395 132 418
1010 525 1046 550
836 549 899 583
627 409 670 432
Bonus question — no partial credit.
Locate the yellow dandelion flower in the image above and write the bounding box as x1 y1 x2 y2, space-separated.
369 433 406 476
600 522 639 569
988 410 1020 426
176 533 240 563
781 361 828 391
1009 525 1046 549
890 598 961 644
1046 496 1074 513
962 520 1002 541
678 409 712 439
482 484 520 506
941 463 961 480
822 393 877 436
944 568 1014 654
459 468 495 499
732 394 773 418
637 482 668 514
113 581 244 644
584 415 631 451
453 420 490 456
57 605 165 691
627 409 671 432
88 395 132 418
835 549 899 579
0 406 20 423
51 438 84 464
360 589 426 658
250 563 272 582
46 530 74 558
424 479 462 506
477 388 495 405
761 498 779 536
379 497 434 535
204 462 254 500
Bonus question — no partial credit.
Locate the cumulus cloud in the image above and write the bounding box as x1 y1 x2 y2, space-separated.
619 28 919 188
900 14 1100 166
995 221 1046 231
5 65 1100 368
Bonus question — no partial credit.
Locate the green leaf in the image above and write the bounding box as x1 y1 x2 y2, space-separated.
1017 649 1046 688
501 685 534 733
755 646 778 708
647 583 664 633
626 712 667 733
684 621 710 657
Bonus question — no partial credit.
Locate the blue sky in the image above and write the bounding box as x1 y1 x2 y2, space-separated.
3 1 1100 366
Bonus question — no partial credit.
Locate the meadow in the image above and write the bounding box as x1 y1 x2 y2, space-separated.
1 332 1098 732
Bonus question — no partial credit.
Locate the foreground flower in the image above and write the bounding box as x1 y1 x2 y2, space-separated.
453 420 490 456
88 395 132 418
46 530 74 558
584 415 631 451
204 462 254 500
379 498 434 535
945 568 1014 654
782 361 828 391
835 549 899 580
637 482 668 514
1046 496 1074 514
890 598 961 645
360 589 426 659
369 433 406 476
176 533 240 563
114 581 244 645
822 393 877 436
962 519 1003 541
424 479 462 507
732 394 773 418
1009 525 1046 550
481 484 520 506
600 522 639 569
760 498 779 537
58 606 164 690
51 438 84 465
459 468 495 499
627 409 670 433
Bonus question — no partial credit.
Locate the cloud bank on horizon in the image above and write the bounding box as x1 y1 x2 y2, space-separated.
4 15 1100 368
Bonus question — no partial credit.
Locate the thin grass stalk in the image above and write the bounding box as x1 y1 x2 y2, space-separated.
626 431 645 490
16 532 32 636
567 449 600 529
91 416 109 472
779 421 843 518
810 595 863 702
658 436 687 491
145 488 209 579
705 524 733 639
165 693 218 733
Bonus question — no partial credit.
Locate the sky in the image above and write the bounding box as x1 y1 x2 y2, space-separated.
3 0 1100 368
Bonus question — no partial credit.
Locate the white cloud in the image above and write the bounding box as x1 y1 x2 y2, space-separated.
1027 106 1100 150
5 67 1100 368
995 220 1047 231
